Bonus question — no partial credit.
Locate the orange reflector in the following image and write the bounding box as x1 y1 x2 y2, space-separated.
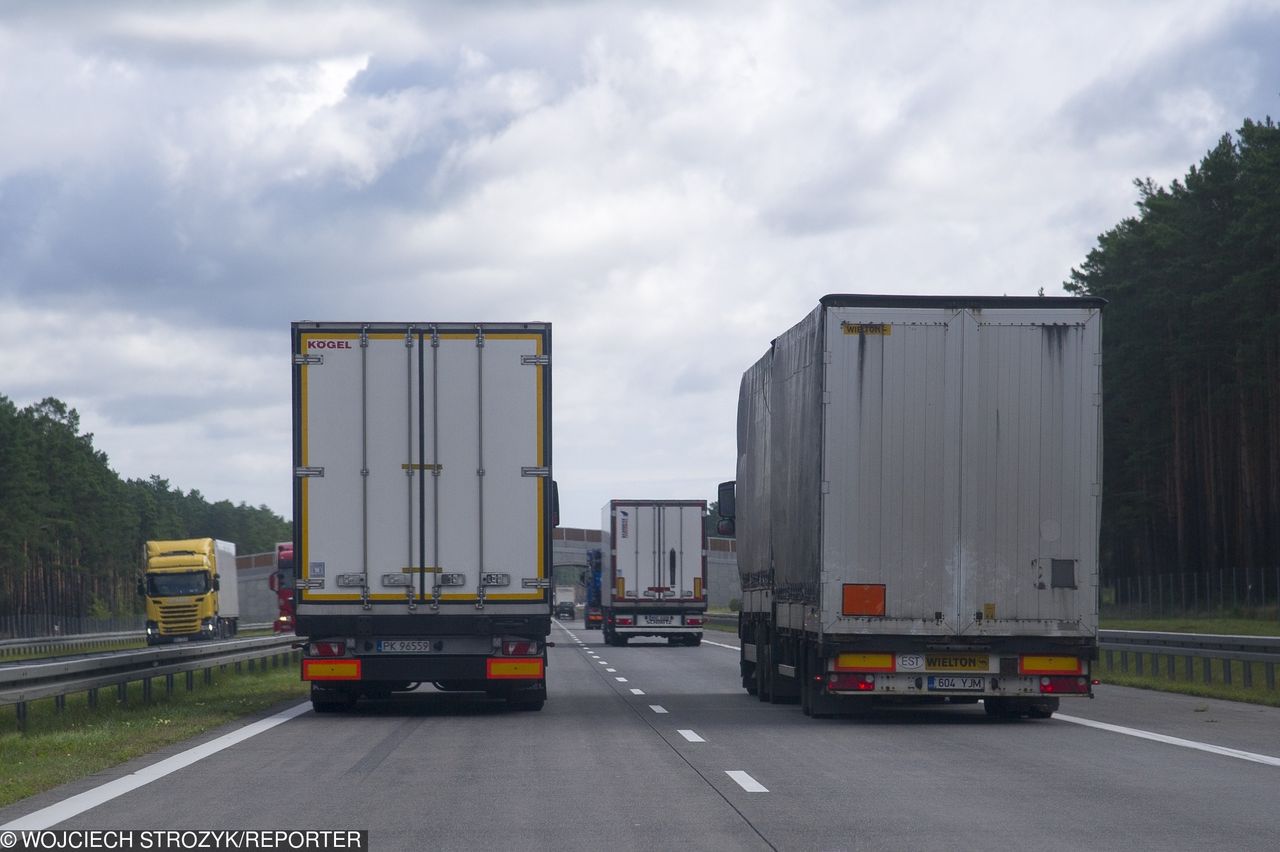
302 659 361 681
1019 656 1084 675
694 577 703 599
486 658 545 680
835 653 895 672
842 583 886 616
615 577 625 598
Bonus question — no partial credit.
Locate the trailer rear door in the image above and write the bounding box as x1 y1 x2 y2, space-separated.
293 323 551 615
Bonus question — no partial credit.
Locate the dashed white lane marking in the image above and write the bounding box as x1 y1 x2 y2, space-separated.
1 702 312 830
630 688 645 695
1055 714 1280 767
615 677 629 682
597 661 608 665
649 705 668 714
606 668 617 672
703 639 740 651
678 730 705 743
726 771 768 792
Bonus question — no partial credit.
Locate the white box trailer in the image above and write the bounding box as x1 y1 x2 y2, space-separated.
292 321 554 712
601 500 708 646
720 295 1103 718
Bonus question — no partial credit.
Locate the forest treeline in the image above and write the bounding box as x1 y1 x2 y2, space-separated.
1066 117 1279 582
0 396 290 623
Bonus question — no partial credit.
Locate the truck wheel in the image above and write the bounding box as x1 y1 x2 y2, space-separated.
687 635 702 647
310 685 356 713
1027 698 1059 719
755 627 773 702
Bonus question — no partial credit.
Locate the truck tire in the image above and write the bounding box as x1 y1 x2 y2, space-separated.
755 626 773 702
310 684 356 713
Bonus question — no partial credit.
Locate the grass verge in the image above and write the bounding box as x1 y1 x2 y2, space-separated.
0 661 307 809
1094 654 1280 708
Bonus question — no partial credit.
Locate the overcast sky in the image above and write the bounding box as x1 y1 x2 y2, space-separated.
1 1 1277 530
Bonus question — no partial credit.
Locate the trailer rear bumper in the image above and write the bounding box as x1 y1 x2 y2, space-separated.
303 654 545 682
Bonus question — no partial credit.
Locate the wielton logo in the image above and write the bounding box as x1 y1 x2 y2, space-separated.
309 340 353 349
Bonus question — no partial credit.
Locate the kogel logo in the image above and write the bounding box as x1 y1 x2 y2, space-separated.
309 340 353 349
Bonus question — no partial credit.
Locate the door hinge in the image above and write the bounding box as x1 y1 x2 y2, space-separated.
522 578 551 589
521 355 550 366
521 466 550 477
296 466 325 478
294 354 323 366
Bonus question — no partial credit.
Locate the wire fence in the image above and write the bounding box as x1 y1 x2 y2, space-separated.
1101 565 1280 620
0 613 146 640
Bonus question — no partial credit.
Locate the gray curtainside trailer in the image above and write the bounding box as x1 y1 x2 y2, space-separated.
718 294 1104 718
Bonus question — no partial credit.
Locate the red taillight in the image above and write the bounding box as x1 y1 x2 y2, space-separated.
308 641 345 657
1039 676 1090 694
616 616 634 626
499 638 541 656
685 616 703 626
828 673 876 691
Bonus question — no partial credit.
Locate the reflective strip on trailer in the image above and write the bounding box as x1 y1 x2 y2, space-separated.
486 658 545 679
302 659 362 680
1019 655 1084 675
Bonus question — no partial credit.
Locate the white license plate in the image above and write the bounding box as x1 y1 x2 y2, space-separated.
928 676 985 691
376 640 434 653
642 615 673 625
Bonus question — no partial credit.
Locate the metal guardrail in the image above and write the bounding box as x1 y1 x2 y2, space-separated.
1 634 298 728
0 623 276 659
704 616 1279 689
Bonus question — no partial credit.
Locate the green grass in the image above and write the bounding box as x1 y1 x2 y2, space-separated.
0 658 307 808
1094 652 1280 708
1101 616 1280 636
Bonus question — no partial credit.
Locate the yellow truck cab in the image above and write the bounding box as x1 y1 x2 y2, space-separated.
140 538 239 644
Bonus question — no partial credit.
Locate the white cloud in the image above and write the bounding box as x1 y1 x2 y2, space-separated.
0 0 1275 527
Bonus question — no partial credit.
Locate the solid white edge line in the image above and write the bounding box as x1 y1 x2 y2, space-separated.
2 702 313 830
726 770 768 792
703 639 739 651
1055 714 1280 767
678 729 705 743
649 705 668 714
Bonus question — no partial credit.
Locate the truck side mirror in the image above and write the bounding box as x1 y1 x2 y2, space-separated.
212 575 221 591
551 480 561 527
269 572 279 592
716 518 735 537
717 480 736 519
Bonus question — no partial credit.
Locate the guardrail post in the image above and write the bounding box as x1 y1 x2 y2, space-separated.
204 667 212 685
1203 659 1212 685
1167 655 1176 680
235 661 242 674
55 694 65 713
248 658 255 673
88 688 97 709
1267 662 1276 690
1243 662 1253 689
1222 659 1232 686
142 677 152 703
16 701 26 731
165 673 174 696
1120 651 1128 673
186 671 194 691
1135 653 1144 676
118 682 128 704
1185 656 1193 680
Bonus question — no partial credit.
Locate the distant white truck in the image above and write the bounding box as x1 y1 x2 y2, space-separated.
601 500 707 646
719 295 1104 718
553 584 577 620
292 321 556 712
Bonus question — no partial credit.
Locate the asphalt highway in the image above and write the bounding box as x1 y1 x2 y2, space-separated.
3 620 1278 851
